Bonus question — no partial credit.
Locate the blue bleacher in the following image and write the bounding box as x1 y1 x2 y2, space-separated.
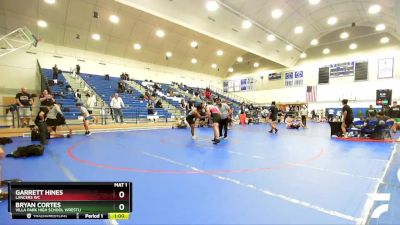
134 80 182 109
42 69 79 119
79 74 172 119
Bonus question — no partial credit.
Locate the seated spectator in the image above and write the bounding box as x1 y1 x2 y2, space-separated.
172 118 188 129
127 88 133 94
65 84 73 93
117 81 125 93
105 74 110 80
286 116 305 129
74 89 82 101
155 99 163 108
147 100 155 115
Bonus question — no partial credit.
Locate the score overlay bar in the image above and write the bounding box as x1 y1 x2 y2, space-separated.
8 182 132 219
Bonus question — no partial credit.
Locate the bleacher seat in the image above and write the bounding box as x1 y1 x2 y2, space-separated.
79 74 172 119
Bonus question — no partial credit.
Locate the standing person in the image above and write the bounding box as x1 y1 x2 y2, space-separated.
341 99 354 138
300 105 308 127
216 98 231 139
388 101 400 132
15 87 33 128
206 103 221 144
110 93 125 123
52 64 59 80
86 94 98 124
76 103 92 136
328 108 334 122
39 90 54 107
186 104 204 139
76 64 80 75
268 101 278 134
366 105 377 118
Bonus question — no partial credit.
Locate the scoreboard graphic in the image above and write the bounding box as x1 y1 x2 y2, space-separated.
8 182 132 220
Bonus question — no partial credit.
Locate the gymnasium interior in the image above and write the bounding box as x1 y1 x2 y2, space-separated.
0 0 399 224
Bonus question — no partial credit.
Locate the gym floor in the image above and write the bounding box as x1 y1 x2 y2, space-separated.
0 122 399 225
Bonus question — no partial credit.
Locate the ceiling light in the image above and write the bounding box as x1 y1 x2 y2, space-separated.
340 32 349 39
375 24 386 31
191 58 197 64
380 37 389 44
300 53 307 58
216 50 223 56
206 1 219 12
327 16 338 25
310 39 318 45
211 63 217 69
286 45 293 51
237 57 243 62
133 43 141 50
44 0 55 4
349 43 357 50
166 52 172 57
323 48 330 54
156 29 165 38
190 41 198 48
267 34 276 42
242 20 252 29
109 15 119 24
228 67 234 72
368 4 381 14
271 9 282 19
37 20 47 28
294 26 303 34
308 0 320 5
92 33 100 41
253 62 259 68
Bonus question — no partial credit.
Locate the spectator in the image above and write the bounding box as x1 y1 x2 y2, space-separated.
155 99 163 108
66 84 73 93
86 94 98 124
39 90 55 107
125 73 130 81
16 87 33 128
300 105 308 127
52 64 59 80
341 99 354 138
118 81 125 93
327 108 334 122
180 98 187 116
388 101 400 132
147 100 155 115
110 93 125 123
74 89 82 101
105 74 110 80
366 105 377 118
76 64 80 75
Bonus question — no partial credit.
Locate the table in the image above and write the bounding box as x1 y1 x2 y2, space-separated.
328 122 342 136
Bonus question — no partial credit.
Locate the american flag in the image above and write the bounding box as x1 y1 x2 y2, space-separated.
306 86 317 102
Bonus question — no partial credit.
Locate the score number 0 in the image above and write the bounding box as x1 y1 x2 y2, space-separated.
118 191 126 211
